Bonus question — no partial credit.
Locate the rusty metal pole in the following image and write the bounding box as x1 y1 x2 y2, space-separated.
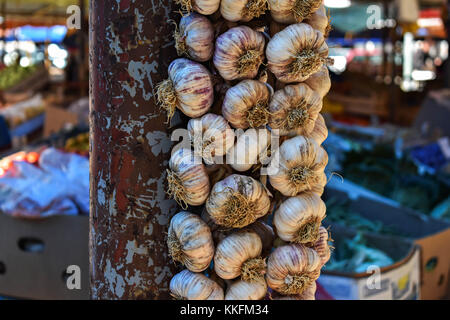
89 0 179 299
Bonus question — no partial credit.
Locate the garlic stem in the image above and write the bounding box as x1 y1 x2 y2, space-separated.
156 79 177 124
241 257 266 282
238 50 264 75
243 0 268 20
292 0 321 21
246 101 271 128
289 49 323 78
222 191 257 228
283 273 314 295
293 218 320 244
166 169 189 209
167 232 184 264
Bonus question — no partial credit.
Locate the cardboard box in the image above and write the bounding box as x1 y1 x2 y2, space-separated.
323 187 450 300
0 214 89 300
318 225 421 300
43 104 79 138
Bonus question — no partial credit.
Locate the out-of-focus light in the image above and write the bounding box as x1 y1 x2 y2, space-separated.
52 58 67 69
26 152 39 164
366 41 376 52
3 54 12 66
411 70 436 81
48 43 60 57
417 18 443 28
440 40 448 60
324 0 351 8
19 56 31 67
328 55 347 73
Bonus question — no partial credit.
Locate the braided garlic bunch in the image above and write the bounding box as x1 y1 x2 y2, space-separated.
159 0 333 301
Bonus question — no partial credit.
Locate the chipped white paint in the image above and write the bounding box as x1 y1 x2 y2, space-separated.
122 60 158 101
98 175 107 206
106 23 123 62
146 131 173 156
104 259 126 298
125 240 148 264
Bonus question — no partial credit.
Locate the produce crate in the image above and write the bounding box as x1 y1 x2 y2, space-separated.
326 91 389 118
0 214 89 300
323 187 450 300
318 224 421 300
2 66 49 104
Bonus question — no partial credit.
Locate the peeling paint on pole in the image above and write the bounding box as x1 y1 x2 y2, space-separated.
89 0 178 299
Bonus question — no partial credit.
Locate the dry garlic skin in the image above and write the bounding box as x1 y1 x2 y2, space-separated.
305 113 328 145
223 80 272 129
312 226 331 267
168 211 215 272
305 4 329 36
157 58 213 121
206 174 271 228
268 0 322 24
273 192 326 244
266 244 321 295
213 26 265 81
266 23 329 83
304 65 331 98
227 128 271 172
220 0 268 22
214 231 265 281
170 269 224 300
245 220 275 252
187 113 235 164
175 0 221 15
175 13 215 62
268 136 328 196
225 279 268 300
167 148 210 207
269 83 322 136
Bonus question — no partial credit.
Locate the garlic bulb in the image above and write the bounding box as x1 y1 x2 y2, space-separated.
174 13 214 62
305 4 330 37
266 23 329 83
170 269 224 300
273 192 326 244
227 128 271 172
304 65 331 98
167 148 210 208
223 80 272 129
305 113 328 145
246 220 275 253
214 231 266 281
214 26 265 81
188 113 235 164
225 279 268 300
268 136 328 196
168 211 215 272
273 282 316 300
312 226 331 267
175 0 221 15
268 83 322 136
309 170 327 196
220 0 268 22
268 0 322 24
156 58 213 122
206 174 271 228
266 244 321 295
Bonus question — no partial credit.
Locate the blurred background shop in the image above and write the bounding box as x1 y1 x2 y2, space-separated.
0 0 449 300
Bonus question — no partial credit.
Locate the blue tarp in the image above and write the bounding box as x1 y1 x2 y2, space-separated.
3 25 67 43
